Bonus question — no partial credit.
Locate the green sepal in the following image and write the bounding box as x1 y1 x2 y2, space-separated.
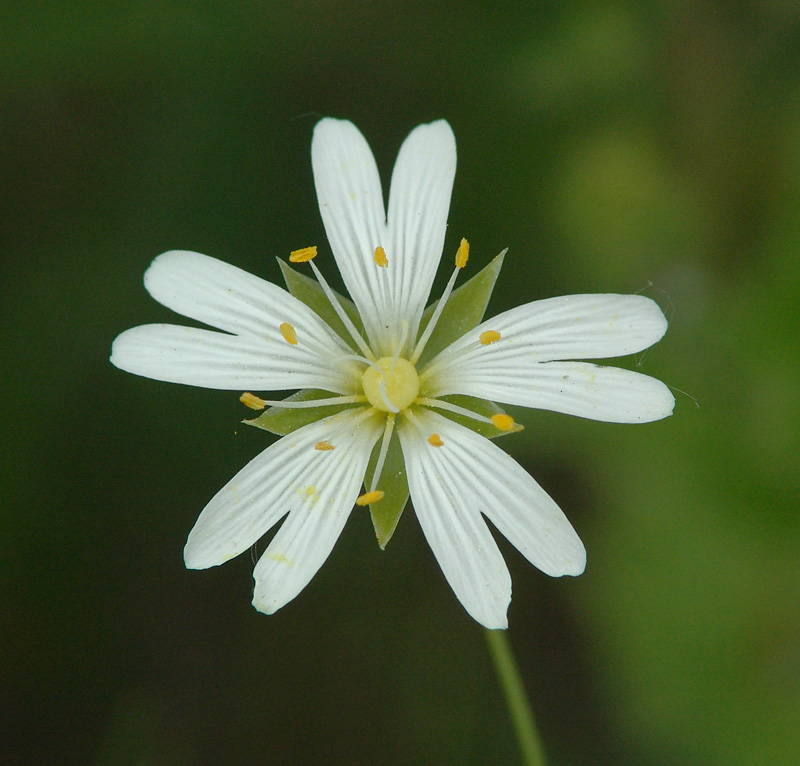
278 259 364 347
363 428 409 549
433 395 523 440
416 249 507 367
244 389 357 436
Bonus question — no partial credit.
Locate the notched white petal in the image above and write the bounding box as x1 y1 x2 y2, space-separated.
424 293 674 423
402 410 586 581
427 293 668 372
387 120 457 337
439 362 675 423
311 118 389 350
399 414 513 629
184 408 381 573
311 118 458 355
144 250 349 355
110 323 352 393
250 410 383 615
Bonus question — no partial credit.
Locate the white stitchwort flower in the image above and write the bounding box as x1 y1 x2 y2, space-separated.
111 118 674 629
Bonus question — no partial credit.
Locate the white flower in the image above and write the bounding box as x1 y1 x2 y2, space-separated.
111 118 674 629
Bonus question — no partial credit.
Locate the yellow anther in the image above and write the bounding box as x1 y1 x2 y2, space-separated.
289 246 318 263
428 433 444 447
314 440 335 451
279 322 298 345
356 489 384 506
374 246 388 268
455 237 469 269
480 330 502 346
240 392 266 410
491 413 516 432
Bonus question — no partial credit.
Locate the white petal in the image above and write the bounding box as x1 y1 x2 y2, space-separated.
428 294 668 368
110 324 353 392
401 411 584 612
251 411 383 614
399 414 512 628
311 119 390 352
143 251 350 360
432 358 675 423
185 408 381 571
386 120 456 341
409 410 585 579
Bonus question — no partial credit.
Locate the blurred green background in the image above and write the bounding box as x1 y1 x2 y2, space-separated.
3 1 799 764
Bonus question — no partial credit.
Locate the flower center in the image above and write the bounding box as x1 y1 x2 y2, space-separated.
362 357 420 413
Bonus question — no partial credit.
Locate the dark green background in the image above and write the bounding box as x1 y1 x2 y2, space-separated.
4 2 799 764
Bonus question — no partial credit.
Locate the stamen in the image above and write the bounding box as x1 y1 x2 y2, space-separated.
307 259 375 361
289 246 318 263
279 322 298 345
490 413 516 432
240 392 266 410
374 246 388 267
356 489 384 506
314 440 335 451
480 330 502 346
246 394 366 410
428 433 444 447
410 239 471 365
415 396 496 425
390 319 410 371
370 414 396 493
455 237 469 269
416 397 523 433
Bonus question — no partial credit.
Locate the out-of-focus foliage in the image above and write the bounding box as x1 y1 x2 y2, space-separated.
2 2 799 764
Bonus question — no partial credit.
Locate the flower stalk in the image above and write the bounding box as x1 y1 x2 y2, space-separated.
485 629 548 766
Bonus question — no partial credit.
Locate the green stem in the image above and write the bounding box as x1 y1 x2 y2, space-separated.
484 628 548 766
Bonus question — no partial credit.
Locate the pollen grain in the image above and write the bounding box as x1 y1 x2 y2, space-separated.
356 489 385 506
374 246 388 267
480 330 502 346
314 440 335 451
289 246 318 263
455 238 469 269
279 322 298 345
428 433 444 447
490 413 516 432
240 392 266 410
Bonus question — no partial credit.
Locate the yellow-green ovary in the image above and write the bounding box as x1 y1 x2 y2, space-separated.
362 357 420 412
